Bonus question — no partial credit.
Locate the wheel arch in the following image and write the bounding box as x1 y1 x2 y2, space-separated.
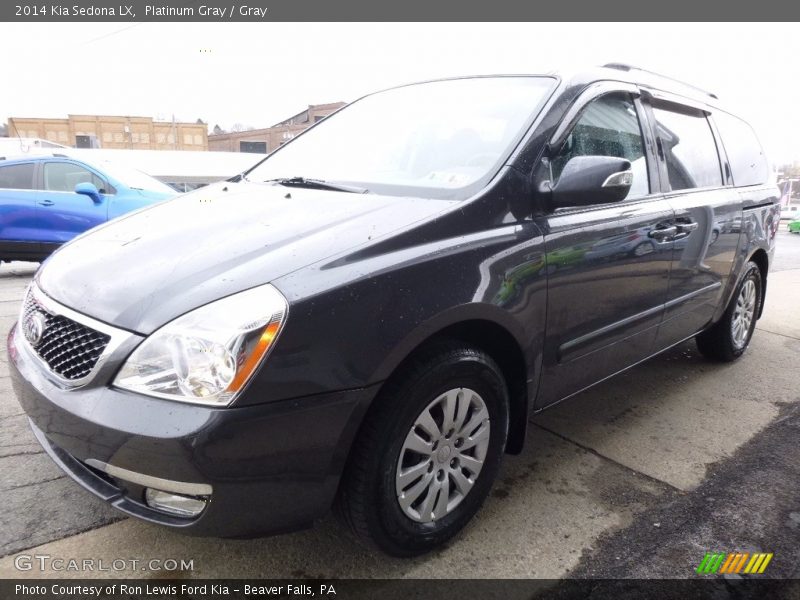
748 247 769 319
372 306 533 455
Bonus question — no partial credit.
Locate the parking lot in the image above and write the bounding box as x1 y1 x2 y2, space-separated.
0 229 798 580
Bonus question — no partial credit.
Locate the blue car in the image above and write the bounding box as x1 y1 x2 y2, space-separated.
0 155 176 262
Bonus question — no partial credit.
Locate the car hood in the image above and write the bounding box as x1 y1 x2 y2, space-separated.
38 182 455 334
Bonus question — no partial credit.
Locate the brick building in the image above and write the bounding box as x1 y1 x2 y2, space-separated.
7 115 208 151
208 102 346 154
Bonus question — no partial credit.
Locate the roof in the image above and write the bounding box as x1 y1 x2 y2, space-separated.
564 64 723 110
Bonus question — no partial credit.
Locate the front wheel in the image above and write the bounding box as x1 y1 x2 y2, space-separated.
336 344 509 556
696 261 762 362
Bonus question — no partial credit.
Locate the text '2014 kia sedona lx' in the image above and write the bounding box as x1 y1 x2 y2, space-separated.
9 65 779 556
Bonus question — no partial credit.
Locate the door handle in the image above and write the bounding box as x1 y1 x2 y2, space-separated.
37 200 54 207
648 226 676 241
673 221 698 240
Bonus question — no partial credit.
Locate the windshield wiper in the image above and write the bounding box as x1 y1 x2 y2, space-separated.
263 177 369 194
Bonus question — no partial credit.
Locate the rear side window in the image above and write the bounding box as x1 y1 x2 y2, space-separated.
0 163 35 190
714 112 769 187
652 107 722 191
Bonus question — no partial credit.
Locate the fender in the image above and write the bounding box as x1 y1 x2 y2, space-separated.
374 302 534 383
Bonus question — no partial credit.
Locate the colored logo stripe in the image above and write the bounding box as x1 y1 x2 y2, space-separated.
696 553 726 574
697 552 773 574
744 553 773 574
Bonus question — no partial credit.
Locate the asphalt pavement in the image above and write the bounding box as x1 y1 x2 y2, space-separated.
0 229 798 579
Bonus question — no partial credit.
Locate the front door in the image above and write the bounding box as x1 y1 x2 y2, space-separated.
535 90 673 409
37 161 108 247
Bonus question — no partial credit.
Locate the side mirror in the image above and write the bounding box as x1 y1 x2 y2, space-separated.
74 182 103 203
544 156 633 208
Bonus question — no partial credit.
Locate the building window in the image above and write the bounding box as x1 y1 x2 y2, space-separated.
194 134 203 146
75 135 98 148
240 141 267 153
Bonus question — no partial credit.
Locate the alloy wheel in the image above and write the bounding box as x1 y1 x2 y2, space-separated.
731 278 757 350
395 387 490 523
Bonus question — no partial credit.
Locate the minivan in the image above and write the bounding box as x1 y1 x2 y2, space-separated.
9 64 779 556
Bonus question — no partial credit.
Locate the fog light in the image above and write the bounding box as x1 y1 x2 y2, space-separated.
145 488 207 518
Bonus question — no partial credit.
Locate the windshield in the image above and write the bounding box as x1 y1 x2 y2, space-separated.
245 77 556 199
94 161 176 194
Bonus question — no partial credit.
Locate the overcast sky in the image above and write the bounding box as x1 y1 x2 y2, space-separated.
1 22 797 163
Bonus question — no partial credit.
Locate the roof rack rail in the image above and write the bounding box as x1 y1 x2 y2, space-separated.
602 63 718 100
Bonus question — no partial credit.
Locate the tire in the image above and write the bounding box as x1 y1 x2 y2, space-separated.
336 343 509 556
696 261 762 362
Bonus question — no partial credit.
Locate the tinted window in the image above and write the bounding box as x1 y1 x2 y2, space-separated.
44 162 106 193
0 163 35 190
714 112 769 186
652 107 722 191
551 94 649 200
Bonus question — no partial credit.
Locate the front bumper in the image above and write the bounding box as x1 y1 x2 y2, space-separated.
8 323 376 537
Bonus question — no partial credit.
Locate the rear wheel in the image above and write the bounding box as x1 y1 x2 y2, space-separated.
337 343 509 556
696 261 762 362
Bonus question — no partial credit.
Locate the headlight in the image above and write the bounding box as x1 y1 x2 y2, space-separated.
114 284 287 406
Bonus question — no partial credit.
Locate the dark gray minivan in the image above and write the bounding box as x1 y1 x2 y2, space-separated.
9 64 779 556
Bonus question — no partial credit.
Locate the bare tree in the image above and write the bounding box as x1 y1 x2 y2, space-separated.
230 123 256 132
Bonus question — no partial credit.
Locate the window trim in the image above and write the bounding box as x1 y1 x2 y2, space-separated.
644 99 726 195
706 114 734 187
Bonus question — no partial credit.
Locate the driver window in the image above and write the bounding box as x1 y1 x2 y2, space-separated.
551 94 650 201
44 162 107 194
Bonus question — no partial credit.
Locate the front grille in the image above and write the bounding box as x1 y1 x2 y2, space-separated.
23 291 111 380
